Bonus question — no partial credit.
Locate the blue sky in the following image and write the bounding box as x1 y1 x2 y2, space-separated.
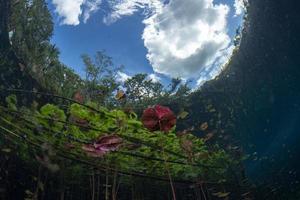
47 0 245 86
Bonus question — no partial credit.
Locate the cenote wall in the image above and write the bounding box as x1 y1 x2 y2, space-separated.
188 0 300 192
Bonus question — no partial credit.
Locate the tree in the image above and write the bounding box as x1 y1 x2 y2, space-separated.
124 74 164 104
43 62 84 97
9 0 56 78
81 51 121 104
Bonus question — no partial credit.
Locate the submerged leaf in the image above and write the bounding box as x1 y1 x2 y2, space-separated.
203 132 214 142
64 143 76 149
82 135 123 157
1 148 11 153
212 192 230 198
200 122 208 131
115 90 126 100
25 190 33 195
82 145 106 157
94 134 123 151
181 139 193 153
35 155 60 173
177 110 189 119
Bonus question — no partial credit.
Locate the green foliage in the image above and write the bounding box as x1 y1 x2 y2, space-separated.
124 74 163 103
5 94 18 111
81 51 121 104
0 94 238 183
0 0 240 190
43 63 84 96
39 104 66 132
10 0 56 75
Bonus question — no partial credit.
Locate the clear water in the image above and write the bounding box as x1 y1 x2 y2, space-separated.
0 0 300 199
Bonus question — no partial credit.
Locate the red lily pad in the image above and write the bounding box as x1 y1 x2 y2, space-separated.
93 135 123 152
141 107 160 131
141 105 176 132
82 135 123 157
82 144 106 157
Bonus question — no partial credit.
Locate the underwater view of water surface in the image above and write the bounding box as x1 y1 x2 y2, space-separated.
0 0 300 199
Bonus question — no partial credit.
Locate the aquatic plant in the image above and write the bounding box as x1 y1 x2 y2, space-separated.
82 135 123 157
0 91 241 199
141 105 177 132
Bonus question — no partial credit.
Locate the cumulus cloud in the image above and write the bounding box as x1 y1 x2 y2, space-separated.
116 71 131 83
52 0 84 25
142 0 231 79
99 0 235 83
83 0 102 23
196 45 235 86
147 73 161 83
234 0 247 16
52 0 102 25
116 71 161 83
103 0 162 24
52 0 243 86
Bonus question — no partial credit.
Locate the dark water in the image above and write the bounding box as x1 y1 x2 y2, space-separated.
1 0 300 199
204 0 300 198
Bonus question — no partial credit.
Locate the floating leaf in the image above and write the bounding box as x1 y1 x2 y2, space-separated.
203 132 214 142
82 145 106 157
1 148 11 153
25 190 33 195
141 105 176 132
115 90 126 100
82 135 123 157
241 192 251 197
94 134 123 151
141 107 159 131
200 122 208 131
209 108 216 113
177 110 189 119
212 192 230 198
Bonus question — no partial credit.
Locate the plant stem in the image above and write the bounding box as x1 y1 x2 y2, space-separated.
163 148 176 200
105 168 109 200
112 168 118 200
92 171 95 200
200 182 207 200
33 165 42 200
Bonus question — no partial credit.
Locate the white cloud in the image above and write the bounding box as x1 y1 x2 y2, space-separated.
116 71 131 83
147 73 161 83
234 0 247 16
142 0 231 79
196 44 235 86
101 0 236 85
52 0 84 25
83 0 102 23
52 0 244 86
116 71 161 84
52 0 102 25
103 0 162 24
